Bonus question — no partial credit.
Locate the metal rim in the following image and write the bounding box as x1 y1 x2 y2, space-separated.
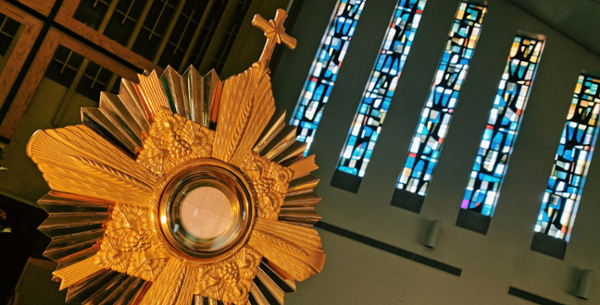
151 158 255 263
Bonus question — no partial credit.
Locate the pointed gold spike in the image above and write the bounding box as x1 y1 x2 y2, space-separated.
287 174 320 195
162 66 188 118
44 229 104 255
248 218 325 282
272 141 308 164
54 247 99 273
118 78 152 133
54 256 106 290
213 63 275 167
44 240 100 263
38 191 112 214
183 65 205 124
254 110 286 153
97 276 141 305
259 125 296 159
286 155 318 179
204 69 222 128
65 270 118 303
81 107 138 156
282 192 321 207
278 207 322 225
255 267 285 304
250 284 270 305
83 273 129 305
137 71 171 122
99 92 145 148
112 278 149 305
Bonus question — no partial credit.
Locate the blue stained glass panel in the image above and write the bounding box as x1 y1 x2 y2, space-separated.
291 0 366 151
396 2 487 193
535 74 600 241
336 0 428 177
462 34 545 216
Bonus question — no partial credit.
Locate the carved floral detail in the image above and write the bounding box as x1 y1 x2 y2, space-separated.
138 108 215 176
241 152 293 220
195 247 262 304
127 243 169 281
95 203 168 281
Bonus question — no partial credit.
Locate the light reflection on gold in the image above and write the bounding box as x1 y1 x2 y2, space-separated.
27 8 324 305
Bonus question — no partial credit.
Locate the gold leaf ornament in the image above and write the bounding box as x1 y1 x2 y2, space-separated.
27 9 324 305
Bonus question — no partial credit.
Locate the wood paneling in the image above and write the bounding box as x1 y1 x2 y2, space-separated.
0 1 43 110
14 0 56 16
55 0 162 73
0 27 139 138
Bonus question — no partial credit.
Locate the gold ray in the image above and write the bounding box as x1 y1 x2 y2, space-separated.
286 174 319 195
162 66 188 118
272 141 307 164
259 261 296 292
54 256 106 290
28 125 156 184
278 207 321 226
183 65 204 124
204 69 222 128
118 78 152 133
259 125 296 160
81 107 138 156
99 92 144 148
285 154 318 179
282 192 321 207
212 62 275 167
36 164 150 207
250 284 270 305
84 273 130 304
254 267 285 304
65 270 117 303
248 219 325 281
138 259 185 305
174 265 199 305
38 191 113 213
254 110 286 153
43 229 104 259
113 278 149 305
97 276 143 305
137 71 171 122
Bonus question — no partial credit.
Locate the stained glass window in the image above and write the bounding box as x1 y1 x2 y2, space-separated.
535 73 600 241
462 34 544 216
290 0 366 151
335 0 428 178
395 2 486 195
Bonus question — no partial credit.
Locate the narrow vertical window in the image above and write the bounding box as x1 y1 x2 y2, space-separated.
291 0 366 151
531 73 600 259
391 2 487 209
331 0 428 192
458 34 544 233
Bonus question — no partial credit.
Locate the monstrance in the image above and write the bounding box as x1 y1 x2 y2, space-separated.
27 9 324 305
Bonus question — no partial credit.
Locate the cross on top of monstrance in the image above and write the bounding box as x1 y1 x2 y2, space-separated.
252 8 297 67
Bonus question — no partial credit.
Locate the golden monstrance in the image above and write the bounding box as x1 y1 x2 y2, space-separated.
26 9 324 305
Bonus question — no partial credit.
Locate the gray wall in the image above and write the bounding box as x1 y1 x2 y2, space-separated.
273 0 600 303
